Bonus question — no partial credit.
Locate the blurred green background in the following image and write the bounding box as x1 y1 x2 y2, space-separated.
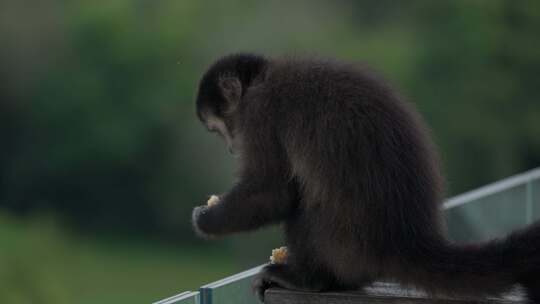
1 1 539 303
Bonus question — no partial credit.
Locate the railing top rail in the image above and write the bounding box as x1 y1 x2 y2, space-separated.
200 265 262 290
444 167 540 210
153 291 199 304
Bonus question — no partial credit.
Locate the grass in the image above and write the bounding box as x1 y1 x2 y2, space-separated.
0 211 239 304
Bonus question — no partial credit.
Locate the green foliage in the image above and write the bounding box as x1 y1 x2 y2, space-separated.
411 0 540 192
0 211 239 304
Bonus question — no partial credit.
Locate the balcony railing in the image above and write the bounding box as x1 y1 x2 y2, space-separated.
155 167 540 304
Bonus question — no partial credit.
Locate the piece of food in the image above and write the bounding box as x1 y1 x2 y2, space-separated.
207 195 220 206
270 246 288 264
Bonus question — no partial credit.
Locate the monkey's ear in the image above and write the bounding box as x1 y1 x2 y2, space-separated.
218 76 242 112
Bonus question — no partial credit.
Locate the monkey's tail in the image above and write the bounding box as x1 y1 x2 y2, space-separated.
409 221 540 302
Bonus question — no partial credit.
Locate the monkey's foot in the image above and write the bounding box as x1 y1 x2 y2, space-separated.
253 264 326 302
253 263 357 302
253 264 287 302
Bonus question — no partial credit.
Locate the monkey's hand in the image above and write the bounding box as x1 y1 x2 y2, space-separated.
192 195 222 238
192 205 215 239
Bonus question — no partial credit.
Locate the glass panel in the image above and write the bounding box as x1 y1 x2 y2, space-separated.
200 265 263 304
153 291 200 304
445 184 527 243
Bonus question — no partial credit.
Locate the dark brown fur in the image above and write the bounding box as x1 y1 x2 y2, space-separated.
192 53 540 302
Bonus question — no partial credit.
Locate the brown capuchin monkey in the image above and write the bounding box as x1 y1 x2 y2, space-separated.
192 53 540 303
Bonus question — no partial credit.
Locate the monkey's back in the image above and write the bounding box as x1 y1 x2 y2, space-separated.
258 58 446 272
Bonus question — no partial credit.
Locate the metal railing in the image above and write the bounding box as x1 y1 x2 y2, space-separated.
445 167 540 242
156 167 540 304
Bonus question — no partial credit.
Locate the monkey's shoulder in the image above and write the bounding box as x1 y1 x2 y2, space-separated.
254 58 400 115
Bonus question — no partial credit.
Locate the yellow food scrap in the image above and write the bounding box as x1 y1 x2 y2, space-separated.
207 195 220 206
270 246 288 264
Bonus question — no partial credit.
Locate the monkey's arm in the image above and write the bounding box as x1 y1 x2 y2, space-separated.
192 178 297 237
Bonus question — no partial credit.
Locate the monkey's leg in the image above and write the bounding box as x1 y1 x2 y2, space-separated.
192 178 297 237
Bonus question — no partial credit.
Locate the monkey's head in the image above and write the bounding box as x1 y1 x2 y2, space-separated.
195 53 268 154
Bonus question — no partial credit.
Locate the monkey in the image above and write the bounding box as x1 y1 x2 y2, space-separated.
191 53 540 302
